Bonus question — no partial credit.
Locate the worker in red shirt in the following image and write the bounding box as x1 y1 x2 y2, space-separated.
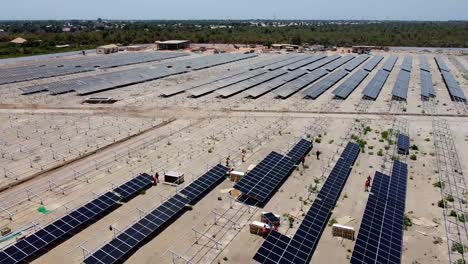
301 155 306 167
153 172 159 186
367 175 372 186
262 225 269 238
365 178 370 192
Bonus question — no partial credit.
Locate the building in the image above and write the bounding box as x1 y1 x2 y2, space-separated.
10 37 27 44
96 44 119 54
155 40 190 50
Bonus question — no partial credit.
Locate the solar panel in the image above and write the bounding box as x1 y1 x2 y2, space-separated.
343 55 370 72
180 164 227 203
0 192 120 263
362 56 384 72
234 151 294 203
285 55 327 71
265 55 312 71
392 70 411 100
440 71 466 101
245 69 308 98
333 69 369 99
114 173 153 200
382 56 398 72
420 70 435 99
303 69 349 99
303 55 341 71
435 56 450 72
397 134 410 155
400 56 413 72
253 230 291 264
419 56 431 72
362 69 390 100
286 139 313 165
274 68 328 99
323 55 355 72
248 55 301 70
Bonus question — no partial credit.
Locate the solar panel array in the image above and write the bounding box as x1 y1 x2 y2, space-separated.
392 70 411 100
84 164 227 264
420 70 435 99
351 161 408 264
248 55 301 70
254 142 360 264
323 55 355 72
362 56 384 72
114 173 153 200
419 56 431 72
275 68 328 98
333 69 369 99
245 69 308 98
285 139 313 165
441 71 467 101
234 151 294 203
285 55 327 71
216 69 288 98
303 69 349 99
265 55 312 71
400 56 413 72
397 133 410 155
344 55 370 72
435 56 451 72
382 56 398 72
0 52 188 85
362 70 390 100
0 192 120 263
303 55 341 71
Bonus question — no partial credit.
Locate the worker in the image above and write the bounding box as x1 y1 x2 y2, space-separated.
316 149 321 160
273 222 280 231
226 156 231 167
152 172 159 186
81 50 86 56
301 155 306 167
262 225 269 238
109 225 113 231
241 149 246 162
365 178 370 192
367 175 372 186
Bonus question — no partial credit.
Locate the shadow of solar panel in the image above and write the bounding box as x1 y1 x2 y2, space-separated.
392 70 411 100
275 68 328 98
180 164 227 203
397 134 410 155
253 231 291 264
400 56 413 72
234 151 294 203
344 55 370 72
286 139 313 164
362 55 384 72
323 55 355 72
303 69 348 99
114 173 152 200
382 56 398 72
333 69 369 99
362 69 390 100
84 194 189 264
435 56 450 72
0 192 120 263
245 69 308 98
304 54 341 71
420 70 435 99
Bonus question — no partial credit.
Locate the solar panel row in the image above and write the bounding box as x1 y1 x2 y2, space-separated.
114 173 153 200
362 69 390 100
397 133 410 155
248 55 301 70
285 139 313 165
234 152 294 203
434 56 451 72
303 55 341 71
323 55 355 72
333 69 369 99
303 69 349 99
245 69 309 98
265 55 312 71
392 70 411 101
419 56 431 72
382 56 398 72
344 55 370 72
286 55 327 71
275 68 328 98
420 70 435 99
351 161 408 264
362 56 384 72
254 142 361 264
84 164 227 264
440 71 466 101
400 56 413 72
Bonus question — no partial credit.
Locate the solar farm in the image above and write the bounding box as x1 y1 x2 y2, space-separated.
0 48 467 264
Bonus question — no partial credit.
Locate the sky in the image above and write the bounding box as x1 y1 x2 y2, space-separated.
1 0 467 21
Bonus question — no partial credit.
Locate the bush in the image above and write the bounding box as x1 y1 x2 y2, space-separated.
377 149 384 156
315 138 321 143
404 214 412 230
438 199 447 208
433 181 443 188
446 195 455 202
410 144 419 150
328 217 338 226
381 131 389 140
452 242 468 254
410 154 417 160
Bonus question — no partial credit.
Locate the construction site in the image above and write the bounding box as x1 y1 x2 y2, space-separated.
0 45 467 264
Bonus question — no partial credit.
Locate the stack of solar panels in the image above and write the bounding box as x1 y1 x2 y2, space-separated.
234 152 295 204
362 70 390 100
275 68 328 98
333 69 369 99
286 139 313 165
216 69 288 98
84 164 228 264
285 55 326 71
343 55 370 72
303 69 349 99
382 56 398 72
323 55 355 72
265 55 312 71
351 161 408 264
400 56 413 72
303 55 341 71
362 55 384 72
245 69 308 98
253 142 360 264
392 70 411 101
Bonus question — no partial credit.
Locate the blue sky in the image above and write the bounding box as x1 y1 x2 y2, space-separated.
1 0 467 20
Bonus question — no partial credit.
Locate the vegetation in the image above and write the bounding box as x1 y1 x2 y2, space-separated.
1 20 468 58
404 214 412 230
452 242 468 255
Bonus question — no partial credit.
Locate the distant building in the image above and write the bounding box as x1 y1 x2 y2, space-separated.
127 45 146 51
96 44 119 54
155 40 190 50
10 37 27 44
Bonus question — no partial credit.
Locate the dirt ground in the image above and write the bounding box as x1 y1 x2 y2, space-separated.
0 48 467 264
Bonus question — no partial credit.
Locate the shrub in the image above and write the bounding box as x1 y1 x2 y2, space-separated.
410 144 419 150
452 242 468 254
315 138 322 143
377 149 384 156
381 131 389 140
433 181 443 188
404 214 412 230
438 199 447 208
446 195 455 202
328 217 338 226
410 154 417 160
